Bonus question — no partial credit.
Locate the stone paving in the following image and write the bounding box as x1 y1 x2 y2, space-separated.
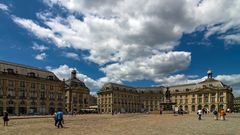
1 113 240 135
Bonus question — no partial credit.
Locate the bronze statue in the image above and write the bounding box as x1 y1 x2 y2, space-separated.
165 87 171 100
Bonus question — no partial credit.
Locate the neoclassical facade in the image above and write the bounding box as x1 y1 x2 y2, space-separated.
233 97 240 112
0 60 65 115
170 78 233 113
97 83 164 113
97 71 233 114
65 70 90 113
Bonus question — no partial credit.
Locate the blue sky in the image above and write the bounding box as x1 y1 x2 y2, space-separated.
0 0 240 95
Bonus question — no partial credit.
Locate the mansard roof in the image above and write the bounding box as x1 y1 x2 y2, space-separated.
0 60 60 81
65 77 89 92
98 77 232 95
169 78 231 94
99 82 164 94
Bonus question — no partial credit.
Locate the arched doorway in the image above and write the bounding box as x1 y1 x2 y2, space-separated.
198 105 202 110
49 102 55 115
40 102 46 115
204 105 209 112
211 104 216 112
191 105 195 112
19 100 27 115
219 104 224 109
7 100 15 114
184 105 188 112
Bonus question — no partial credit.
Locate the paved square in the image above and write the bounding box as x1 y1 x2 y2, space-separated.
1 113 240 135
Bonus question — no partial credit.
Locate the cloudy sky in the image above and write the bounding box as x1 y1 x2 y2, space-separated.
0 0 240 95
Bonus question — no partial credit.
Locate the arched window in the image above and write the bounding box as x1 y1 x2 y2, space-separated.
192 105 195 112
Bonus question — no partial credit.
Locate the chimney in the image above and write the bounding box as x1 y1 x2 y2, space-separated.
71 70 77 79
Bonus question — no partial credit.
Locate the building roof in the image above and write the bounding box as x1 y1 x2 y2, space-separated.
168 78 231 94
98 77 232 95
65 70 89 92
0 60 60 81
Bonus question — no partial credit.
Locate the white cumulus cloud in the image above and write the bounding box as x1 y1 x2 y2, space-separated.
32 43 49 51
35 53 47 60
11 0 240 85
46 64 101 90
0 3 8 11
64 52 80 61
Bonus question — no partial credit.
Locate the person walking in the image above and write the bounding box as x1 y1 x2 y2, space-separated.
197 109 202 120
220 108 226 120
56 111 64 128
160 108 163 115
213 110 218 120
3 111 9 126
54 112 58 126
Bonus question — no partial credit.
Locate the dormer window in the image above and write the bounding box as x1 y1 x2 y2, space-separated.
28 72 36 77
7 68 14 74
47 76 54 80
186 88 190 92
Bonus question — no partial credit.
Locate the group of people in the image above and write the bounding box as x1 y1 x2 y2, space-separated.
197 108 227 120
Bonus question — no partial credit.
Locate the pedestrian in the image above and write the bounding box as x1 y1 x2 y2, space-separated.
180 108 184 115
220 108 226 120
3 111 9 126
197 109 202 120
54 112 57 126
213 110 218 120
56 111 64 128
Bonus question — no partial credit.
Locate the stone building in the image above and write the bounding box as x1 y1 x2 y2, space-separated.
233 97 240 112
170 78 233 113
97 83 164 114
97 70 234 114
65 70 90 113
89 94 97 106
0 60 65 115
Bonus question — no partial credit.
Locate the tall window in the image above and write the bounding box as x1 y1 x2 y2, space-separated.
8 88 15 97
211 97 215 103
204 94 208 103
41 84 45 90
8 80 14 87
40 91 45 99
73 97 77 104
185 99 188 104
49 92 54 100
20 81 25 87
31 83 35 88
50 85 54 90
192 98 195 104
30 90 36 98
58 93 62 100
19 88 25 98
180 99 183 104
198 98 202 103
220 97 224 102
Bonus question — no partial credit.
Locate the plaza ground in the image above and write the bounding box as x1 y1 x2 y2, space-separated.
1 113 240 135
